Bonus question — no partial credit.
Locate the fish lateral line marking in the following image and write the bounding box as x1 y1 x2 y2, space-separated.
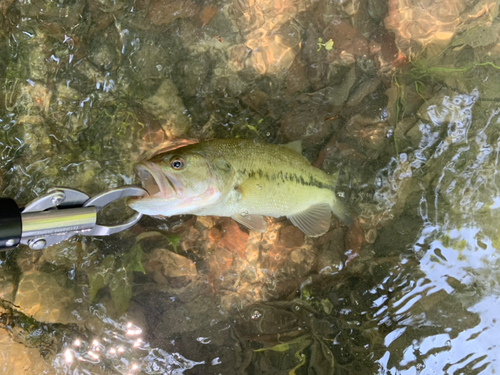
237 168 335 190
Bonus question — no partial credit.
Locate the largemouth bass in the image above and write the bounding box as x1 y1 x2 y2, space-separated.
128 139 352 237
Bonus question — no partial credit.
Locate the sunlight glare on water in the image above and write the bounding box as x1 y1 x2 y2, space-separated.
373 90 500 373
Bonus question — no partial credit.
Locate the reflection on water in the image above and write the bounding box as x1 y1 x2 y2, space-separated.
1 0 500 373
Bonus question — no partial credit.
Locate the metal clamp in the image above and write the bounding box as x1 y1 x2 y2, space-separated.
83 186 146 236
20 186 148 250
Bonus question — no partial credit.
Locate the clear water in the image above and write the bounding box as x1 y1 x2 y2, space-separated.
1 0 500 373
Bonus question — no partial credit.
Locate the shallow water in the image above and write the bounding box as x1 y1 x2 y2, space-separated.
1 0 500 373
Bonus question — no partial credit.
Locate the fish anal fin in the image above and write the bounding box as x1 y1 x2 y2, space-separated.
232 213 267 232
283 140 302 154
287 203 332 237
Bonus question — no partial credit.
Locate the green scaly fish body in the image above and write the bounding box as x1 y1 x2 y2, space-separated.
128 139 352 236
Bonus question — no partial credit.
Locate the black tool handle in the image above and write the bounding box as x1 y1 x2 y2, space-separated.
0 198 22 249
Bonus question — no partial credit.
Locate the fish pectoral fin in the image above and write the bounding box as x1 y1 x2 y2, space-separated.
232 213 267 232
287 203 332 237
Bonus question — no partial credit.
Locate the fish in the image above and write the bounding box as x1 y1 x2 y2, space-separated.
128 139 352 237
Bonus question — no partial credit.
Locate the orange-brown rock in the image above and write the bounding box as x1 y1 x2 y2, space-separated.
345 218 364 265
194 4 219 27
220 218 249 259
208 227 222 242
384 0 498 56
228 0 310 74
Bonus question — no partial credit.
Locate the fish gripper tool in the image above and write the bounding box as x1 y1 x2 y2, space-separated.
0 186 148 251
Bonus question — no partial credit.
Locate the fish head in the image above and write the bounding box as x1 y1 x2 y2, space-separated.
128 147 234 216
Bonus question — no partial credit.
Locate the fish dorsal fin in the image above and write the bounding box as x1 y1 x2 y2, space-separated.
141 138 198 160
232 213 267 232
287 203 332 237
283 140 302 154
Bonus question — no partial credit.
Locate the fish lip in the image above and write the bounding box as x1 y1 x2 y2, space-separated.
135 162 177 198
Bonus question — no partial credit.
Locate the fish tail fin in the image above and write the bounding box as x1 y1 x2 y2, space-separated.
327 172 353 225
330 197 353 226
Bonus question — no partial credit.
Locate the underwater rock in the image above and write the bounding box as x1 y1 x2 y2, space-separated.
15 270 78 324
39 241 81 270
207 246 235 287
359 154 414 230
369 32 407 76
143 79 191 138
279 225 304 249
289 247 316 275
235 301 309 339
71 60 110 92
133 292 240 372
322 20 370 64
279 104 334 146
349 90 479 237
26 33 53 81
340 114 392 159
18 115 52 158
319 137 370 165
384 0 499 57
145 0 199 26
409 89 484 217
0 31 8 81
0 330 57 375
285 57 309 97
11 82 53 115
240 88 271 115
145 248 198 284
405 87 465 150
346 78 381 108
0 0 14 15
177 53 211 98
234 298 352 374
316 65 357 108
219 218 249 259
88 32 120 71
227 0 311 75
194 4 219 27
367 0 388 22
394 117 417 151
364 228 377 244
130 43 168 90
15 0 84 23
449 23 500 49
315 226 346 272
0 278 15 302
48 82 93 137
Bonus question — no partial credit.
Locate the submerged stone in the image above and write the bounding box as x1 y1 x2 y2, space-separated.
385 0 499 57
143 79 191 138
15 271 78 324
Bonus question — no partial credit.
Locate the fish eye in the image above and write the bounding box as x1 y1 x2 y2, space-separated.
170 157 185 170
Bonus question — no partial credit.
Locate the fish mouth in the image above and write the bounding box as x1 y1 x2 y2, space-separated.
134 162 177 198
